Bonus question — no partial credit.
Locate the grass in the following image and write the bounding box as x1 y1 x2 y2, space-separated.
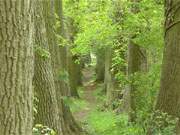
84 110 144 135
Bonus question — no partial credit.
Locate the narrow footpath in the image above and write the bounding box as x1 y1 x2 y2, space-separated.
73 66 98 122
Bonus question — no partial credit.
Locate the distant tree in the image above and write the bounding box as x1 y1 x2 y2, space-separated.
67 18 82 97
66 0 83 97
104 46 115 107
68 53 81 97
122 0 147 121
96 49 105 82
104 0 126 108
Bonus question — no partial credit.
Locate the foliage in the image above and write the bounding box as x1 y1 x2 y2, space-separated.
33 124 56 135
35 46 51 59
33 96 39 115
85 111 144 135
128 63 161 112
58 69 69 84
64 0 118 55
93 87 106 103
83 109 177 135
148 110 178 135
123 0 164 48
82 63 176 135
69 98 88 113
63 0 175 135
63 94 88 113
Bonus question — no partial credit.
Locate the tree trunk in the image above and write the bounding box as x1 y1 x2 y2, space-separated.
105 0 126 109
0 0 34 135
96 49 105 82
104 47 115 108
122 42 147 120
48 0 70 96
68 54 81 97
127 41 142 121
33 1 62 134
122 0 147 121
44 0 82 134
81 53 92 67
66 9 82 97
155 0 180 134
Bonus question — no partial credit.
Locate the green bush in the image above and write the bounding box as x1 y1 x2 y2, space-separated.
148 110 178 135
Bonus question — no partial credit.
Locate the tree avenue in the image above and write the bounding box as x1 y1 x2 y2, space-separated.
1 0 180 135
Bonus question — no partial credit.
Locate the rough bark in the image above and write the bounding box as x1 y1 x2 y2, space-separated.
33 1 62 134
0 0 34 135
155 0 180 134
44 0 82 134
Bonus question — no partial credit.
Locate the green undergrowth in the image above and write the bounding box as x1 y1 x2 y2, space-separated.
85 111 144 135
83 110 177 135
78 84 176 135
83 87 145 135
68 87 88 113
69 98 88 113
82 105 177 135
67 71 177 135
33 124 56 135
93 86 106 102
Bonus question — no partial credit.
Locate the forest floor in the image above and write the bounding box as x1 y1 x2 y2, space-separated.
73 66 98 122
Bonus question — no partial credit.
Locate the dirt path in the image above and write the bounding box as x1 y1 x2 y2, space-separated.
74 66 97 122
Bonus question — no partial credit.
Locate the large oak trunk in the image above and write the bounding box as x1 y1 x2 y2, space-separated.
44 0 82 134
0 1 34 135
155 0 180 134
33 1 63 134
